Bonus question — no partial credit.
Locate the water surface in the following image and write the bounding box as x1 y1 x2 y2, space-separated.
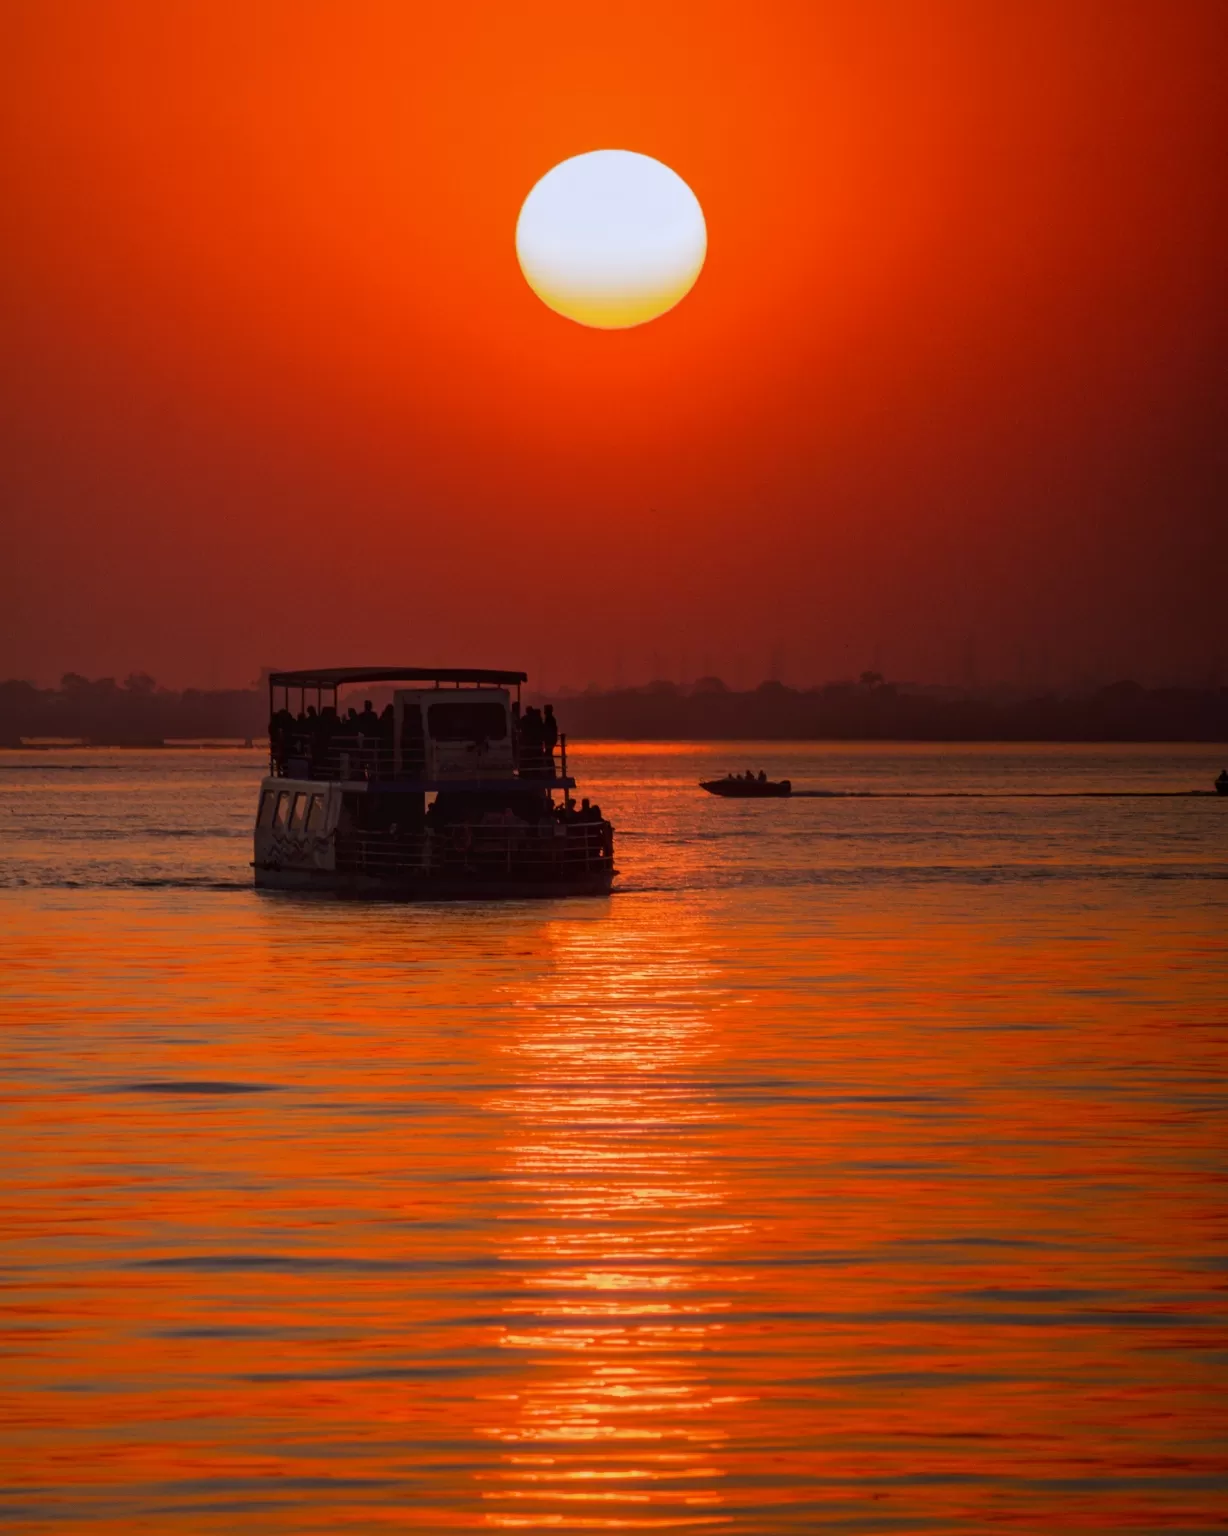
2 743 1226 1531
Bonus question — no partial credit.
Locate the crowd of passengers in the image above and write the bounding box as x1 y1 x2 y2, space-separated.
269 698 561 778
270 700 388 760
426 793 612 861
423 794 606 831
337 794 610 875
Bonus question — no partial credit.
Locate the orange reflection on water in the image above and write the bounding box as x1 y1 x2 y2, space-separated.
481 918 748 1528
0 863 1225 1532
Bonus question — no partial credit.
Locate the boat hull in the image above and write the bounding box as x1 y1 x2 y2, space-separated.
254 864 614 900
700 779 792 798
254 776 614 900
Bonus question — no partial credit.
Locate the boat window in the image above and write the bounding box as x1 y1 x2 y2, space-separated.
290 792 309 832
306 793 327 833
273 792 293 830
427 701 508 742
257 791 276 828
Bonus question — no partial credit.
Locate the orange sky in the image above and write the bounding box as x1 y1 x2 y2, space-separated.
1 0 1225 689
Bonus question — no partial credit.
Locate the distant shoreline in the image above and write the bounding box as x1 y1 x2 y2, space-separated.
3 737 1225 750
2 739 259 750
2 676 1225 747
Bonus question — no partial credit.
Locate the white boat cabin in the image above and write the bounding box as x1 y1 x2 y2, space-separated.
394 688 514 781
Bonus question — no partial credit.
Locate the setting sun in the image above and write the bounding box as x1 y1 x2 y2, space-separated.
515 149 707 329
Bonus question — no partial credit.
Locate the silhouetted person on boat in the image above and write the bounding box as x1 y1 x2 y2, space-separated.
330 707 354 753
312 705 337 769
372 704 394 776
758 770 767 784
521 706 544 776
1217 769 1228 795
542 703 558 761
346 699 378 779
288 709 309 763
270 705 295 769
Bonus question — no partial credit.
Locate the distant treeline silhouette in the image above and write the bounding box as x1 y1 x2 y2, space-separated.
0 673 265 745
555 676 1228 742
0 672 1224 745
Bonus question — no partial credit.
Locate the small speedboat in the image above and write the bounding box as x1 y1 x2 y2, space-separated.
700 774 792 798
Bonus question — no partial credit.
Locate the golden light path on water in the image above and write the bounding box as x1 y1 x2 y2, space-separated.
482 917 743 1526
0 743 1225 1532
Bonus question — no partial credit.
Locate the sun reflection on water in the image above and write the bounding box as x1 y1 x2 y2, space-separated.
481 918 750 1528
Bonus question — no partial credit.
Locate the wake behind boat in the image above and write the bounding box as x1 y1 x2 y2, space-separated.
701 771 792 798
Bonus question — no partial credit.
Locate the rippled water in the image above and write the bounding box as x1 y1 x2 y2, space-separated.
2 743 1226 1531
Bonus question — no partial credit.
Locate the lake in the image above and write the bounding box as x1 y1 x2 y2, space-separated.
1 742 1226 1532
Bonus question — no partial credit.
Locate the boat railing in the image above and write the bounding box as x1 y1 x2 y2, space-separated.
269 737 562 783
336 820 611 877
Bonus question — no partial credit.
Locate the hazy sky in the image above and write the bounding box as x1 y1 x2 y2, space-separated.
2 0 1225 690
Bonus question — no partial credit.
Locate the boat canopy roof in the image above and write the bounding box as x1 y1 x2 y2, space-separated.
270 666 527 691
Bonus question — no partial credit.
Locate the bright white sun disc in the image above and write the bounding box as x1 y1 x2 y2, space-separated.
516 150 706 329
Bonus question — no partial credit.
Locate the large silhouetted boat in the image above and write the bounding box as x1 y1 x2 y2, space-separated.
254 667 614 898
700 772 792 798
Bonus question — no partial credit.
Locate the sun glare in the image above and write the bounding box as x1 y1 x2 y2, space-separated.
516 150 707 329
